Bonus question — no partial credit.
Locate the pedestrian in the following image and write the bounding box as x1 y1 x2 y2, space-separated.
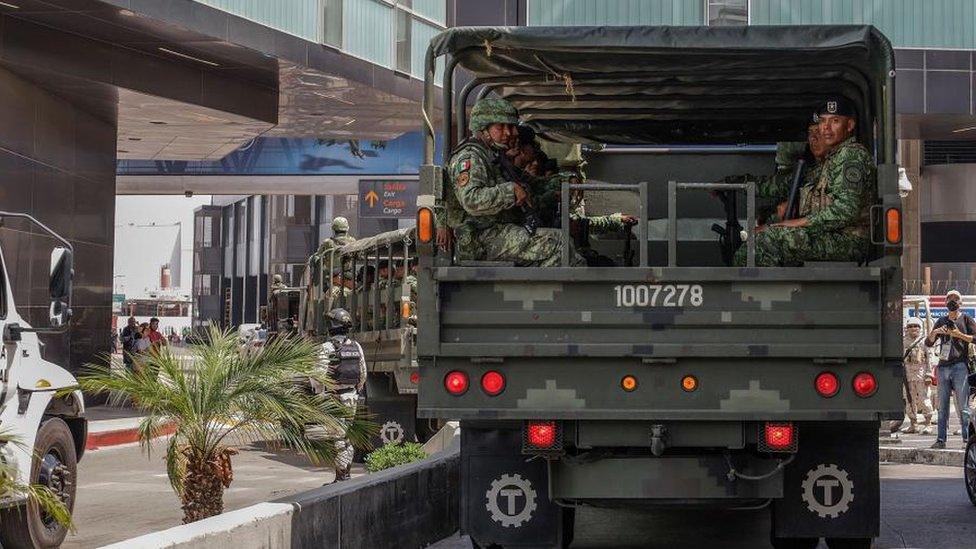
899 317 933 434
119 316 140 370
925 290 974 448
146 317 166 352
318 308 366 481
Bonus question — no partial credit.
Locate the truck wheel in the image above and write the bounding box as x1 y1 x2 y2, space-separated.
770 536 819 549
965 437 976 507
0 418 77 549
825 538 873 549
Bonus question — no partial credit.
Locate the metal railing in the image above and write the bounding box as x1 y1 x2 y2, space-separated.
668 181 756 268
560 180 648 267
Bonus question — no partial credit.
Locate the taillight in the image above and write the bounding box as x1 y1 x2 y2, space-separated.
885 208 901 244
417 207 434 243
762 422 796 452
409 371 420 385
681 375 698 392
814 372 840 397
525 421 558 449
620 375 638 392
401 299 412 319
852 372 877 397
444 371 468 395
480 371 505 396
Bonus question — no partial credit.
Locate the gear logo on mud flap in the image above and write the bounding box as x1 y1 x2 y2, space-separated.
802 463 854 519
379 421 405 445
485 474 537 528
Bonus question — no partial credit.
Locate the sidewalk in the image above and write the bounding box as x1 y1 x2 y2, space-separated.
84 404 174 450
879 405 969 467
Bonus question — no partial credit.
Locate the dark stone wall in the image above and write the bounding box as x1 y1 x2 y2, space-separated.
0 64 116 378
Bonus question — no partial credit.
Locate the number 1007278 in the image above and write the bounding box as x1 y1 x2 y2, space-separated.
613 284 704 308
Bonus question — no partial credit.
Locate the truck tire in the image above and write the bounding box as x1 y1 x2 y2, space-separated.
0 418 77 549
770 536 819 549
965 437 976 507
825 538 872 549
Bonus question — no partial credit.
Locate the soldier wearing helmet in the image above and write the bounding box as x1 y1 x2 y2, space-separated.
445 97 583 266
896 316 933 434
315 216 357 257
313 308 367 481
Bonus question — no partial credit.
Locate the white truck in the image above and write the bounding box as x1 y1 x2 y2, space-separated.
0 212 87 548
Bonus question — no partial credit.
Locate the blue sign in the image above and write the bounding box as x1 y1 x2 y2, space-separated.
117 132 444 176
908 307 976 319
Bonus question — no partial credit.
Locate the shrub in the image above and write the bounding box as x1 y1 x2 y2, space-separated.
365 442 427 472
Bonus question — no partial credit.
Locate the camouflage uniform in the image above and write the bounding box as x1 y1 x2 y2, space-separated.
734 136 874 267
727 142 822 224
315 217 356 256
447 98 583 267
903 332 933 427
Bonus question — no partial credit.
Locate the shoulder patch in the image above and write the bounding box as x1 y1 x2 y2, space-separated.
843 165 863 183
456 172 470 187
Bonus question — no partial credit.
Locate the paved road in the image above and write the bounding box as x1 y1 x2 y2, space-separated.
433 464 976 549
62 439 363 548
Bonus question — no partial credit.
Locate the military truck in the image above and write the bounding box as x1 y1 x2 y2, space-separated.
0 212 87 548
416 26 903 549
294 228 433 446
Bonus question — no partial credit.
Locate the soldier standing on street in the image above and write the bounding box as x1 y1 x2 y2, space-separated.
733 97 876 266
446 97 583 266
317 308 367 481
899 317 933 434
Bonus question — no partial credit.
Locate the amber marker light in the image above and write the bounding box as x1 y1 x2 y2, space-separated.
621 375 638 392
886 208 902 244
417 207 434 243
681 375 698 392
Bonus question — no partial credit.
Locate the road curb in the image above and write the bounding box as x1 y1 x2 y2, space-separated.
879 446 964 467
85 422 177 450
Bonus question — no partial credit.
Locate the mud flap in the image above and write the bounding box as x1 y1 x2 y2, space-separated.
461 426 566 548
773 421 879 539
364 374 417 447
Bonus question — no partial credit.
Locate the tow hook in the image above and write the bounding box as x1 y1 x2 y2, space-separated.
650 424 668 457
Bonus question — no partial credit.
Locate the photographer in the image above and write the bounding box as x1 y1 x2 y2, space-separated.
924 290 974 448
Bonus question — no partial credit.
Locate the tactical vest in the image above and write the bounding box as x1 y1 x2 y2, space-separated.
798 139 872 236
329 336 363 386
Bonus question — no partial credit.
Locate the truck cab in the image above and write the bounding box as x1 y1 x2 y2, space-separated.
0 212 87 548
416 26 903 549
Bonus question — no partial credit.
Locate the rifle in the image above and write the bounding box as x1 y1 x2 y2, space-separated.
711 190 744 266
783 158 807 221
495 153 543 236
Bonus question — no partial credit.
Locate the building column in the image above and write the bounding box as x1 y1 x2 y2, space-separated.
899 139 922 288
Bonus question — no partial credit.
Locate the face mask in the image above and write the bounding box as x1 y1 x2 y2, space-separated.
947 300 960 312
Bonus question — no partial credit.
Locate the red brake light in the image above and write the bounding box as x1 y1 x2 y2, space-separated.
480 371 505 396
852 372 877 397
764 423 794 450
815 372 840 397
409 371 420 385
526 421 557 449
444 371 468 395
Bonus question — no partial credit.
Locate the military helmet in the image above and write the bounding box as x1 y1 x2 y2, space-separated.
469 97 518 133
327 308 353 335
906 318 923 328
272 274 283 283
332 216 349 234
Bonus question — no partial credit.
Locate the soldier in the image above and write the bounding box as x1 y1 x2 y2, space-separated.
900 317 933 434
327 268 353 311
446 98 584 266
270 273 287 294
317 308 367 481
733 97 876 266
316 217 356 256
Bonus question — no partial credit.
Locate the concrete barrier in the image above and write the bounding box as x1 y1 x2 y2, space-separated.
103 439 460 549
879 445 964 467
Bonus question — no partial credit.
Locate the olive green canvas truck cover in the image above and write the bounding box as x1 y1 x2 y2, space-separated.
415 25 903 422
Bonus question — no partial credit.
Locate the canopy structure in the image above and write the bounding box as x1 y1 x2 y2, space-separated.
424 25 895 159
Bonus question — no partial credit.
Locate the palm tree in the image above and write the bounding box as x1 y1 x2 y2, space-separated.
0 431 74 531
81 328 373 524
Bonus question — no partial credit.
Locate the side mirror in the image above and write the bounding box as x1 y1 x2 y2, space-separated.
49 247 73 327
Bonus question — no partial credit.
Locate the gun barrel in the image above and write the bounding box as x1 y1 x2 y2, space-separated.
784 158 807 221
